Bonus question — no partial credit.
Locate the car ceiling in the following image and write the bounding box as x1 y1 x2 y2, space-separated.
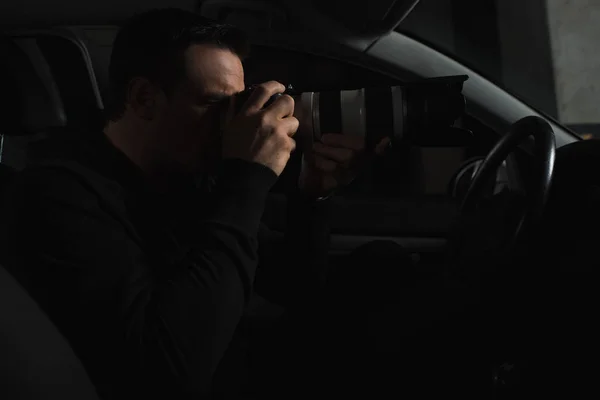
0 0 197 26
0 0 420 33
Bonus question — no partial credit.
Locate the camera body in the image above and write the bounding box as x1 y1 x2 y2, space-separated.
233 84 296 114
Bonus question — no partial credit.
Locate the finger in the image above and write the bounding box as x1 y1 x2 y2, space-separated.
277 116 299 138
288 137 297 153
313 142 354 164
313 155 337 173
266 94 295 119
321 133 365 151
374 137 391 155
241 81 286 115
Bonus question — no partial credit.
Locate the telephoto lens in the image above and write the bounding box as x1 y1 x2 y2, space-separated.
233 75 467 150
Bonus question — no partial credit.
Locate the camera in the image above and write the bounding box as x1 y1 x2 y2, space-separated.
233 75 468 150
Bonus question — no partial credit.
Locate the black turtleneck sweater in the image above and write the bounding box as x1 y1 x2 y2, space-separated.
1 131 331 399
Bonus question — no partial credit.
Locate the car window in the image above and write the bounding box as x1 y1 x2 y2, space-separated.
397 0 600 139
244 45 495 200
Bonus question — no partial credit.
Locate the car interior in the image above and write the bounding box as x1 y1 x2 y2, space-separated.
0 0 597 398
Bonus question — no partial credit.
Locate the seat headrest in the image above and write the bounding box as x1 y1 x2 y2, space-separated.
0 34 67 135
23 28 105 130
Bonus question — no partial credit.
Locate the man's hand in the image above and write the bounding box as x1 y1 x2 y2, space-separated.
222 81 299 176
299 134 390 197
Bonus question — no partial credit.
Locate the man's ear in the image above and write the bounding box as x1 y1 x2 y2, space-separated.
126 77 163 120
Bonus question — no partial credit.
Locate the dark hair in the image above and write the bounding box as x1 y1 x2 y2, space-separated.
105 8 249 121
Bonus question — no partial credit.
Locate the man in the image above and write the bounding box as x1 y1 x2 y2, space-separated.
1 8 389 399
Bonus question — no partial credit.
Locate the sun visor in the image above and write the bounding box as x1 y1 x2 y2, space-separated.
0 34 67 136
309 0 421 35
280 0 421 38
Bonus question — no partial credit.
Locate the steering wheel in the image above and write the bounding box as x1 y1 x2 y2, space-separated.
445 116 556 391
457 116 556 255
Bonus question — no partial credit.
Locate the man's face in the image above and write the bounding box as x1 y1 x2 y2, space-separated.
152 44 245 173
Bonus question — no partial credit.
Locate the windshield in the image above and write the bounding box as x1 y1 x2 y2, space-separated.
397 0 599 139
